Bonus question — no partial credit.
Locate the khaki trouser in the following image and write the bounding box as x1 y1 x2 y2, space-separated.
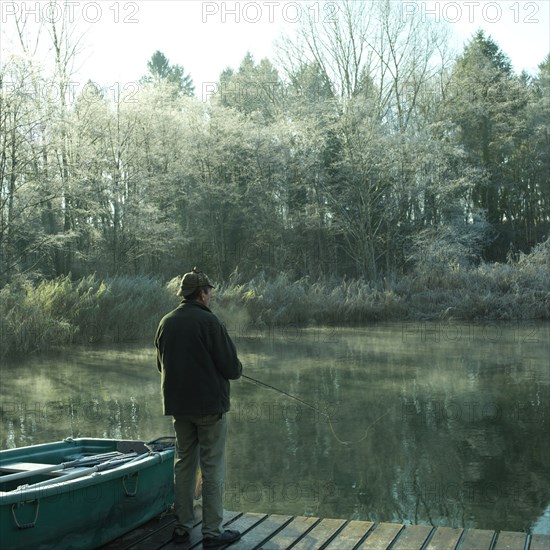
172 413 227 537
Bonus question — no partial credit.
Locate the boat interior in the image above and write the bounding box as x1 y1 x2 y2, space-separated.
0 439 155 493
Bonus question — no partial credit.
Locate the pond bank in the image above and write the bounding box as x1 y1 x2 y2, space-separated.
0 249 548 360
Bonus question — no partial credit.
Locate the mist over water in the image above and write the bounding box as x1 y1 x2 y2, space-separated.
1 322 548 534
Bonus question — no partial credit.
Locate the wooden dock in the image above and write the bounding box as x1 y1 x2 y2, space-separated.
101 510 550 550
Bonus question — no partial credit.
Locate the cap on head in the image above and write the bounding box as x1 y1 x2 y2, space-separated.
177 267 215 297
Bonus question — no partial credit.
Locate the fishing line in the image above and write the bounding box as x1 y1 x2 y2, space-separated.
241 374 394 446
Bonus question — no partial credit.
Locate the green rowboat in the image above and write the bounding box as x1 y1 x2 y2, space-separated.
0 437 175 549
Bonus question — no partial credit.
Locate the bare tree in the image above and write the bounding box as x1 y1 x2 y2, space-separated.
276 1 451 278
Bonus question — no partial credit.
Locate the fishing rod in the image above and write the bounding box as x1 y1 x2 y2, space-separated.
242 374 327 417
241 374 394 446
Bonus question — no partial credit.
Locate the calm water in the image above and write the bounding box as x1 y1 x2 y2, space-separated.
1 321 549 534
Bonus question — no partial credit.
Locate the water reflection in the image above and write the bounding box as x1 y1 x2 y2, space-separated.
0 322 548 534
0 345 174 446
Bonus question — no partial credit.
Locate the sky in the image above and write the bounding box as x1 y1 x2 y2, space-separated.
1 0 549 101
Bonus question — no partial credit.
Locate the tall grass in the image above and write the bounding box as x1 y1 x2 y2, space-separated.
1 239 548 359
214 239 549 325
400 238 550 320
214 273 406 326
0 275 177 360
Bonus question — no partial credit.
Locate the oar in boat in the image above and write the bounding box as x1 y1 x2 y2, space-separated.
0 450 127 484
15 452 141 490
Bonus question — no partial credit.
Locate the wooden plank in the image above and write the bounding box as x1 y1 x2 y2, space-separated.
356 522 403 549
162 521 204 550
260 516 320 549
291 518 347 550
425 527 463 550
130 510 240 550
323 520 374 549
391 525 433 549
459 529 495 550
219 511 268 534
96 510 542 550
205 512 268 549
530 533 550 550
494 531 527 550
98 512 176 549
227 514 293 549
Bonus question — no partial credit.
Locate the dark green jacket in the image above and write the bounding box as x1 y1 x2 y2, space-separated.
155 300 242 416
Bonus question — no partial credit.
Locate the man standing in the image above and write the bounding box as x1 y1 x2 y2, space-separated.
155 267 242 547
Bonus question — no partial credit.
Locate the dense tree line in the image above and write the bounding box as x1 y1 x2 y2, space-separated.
1 1 548 288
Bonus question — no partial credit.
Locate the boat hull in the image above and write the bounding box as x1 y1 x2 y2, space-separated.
0 437 175 550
